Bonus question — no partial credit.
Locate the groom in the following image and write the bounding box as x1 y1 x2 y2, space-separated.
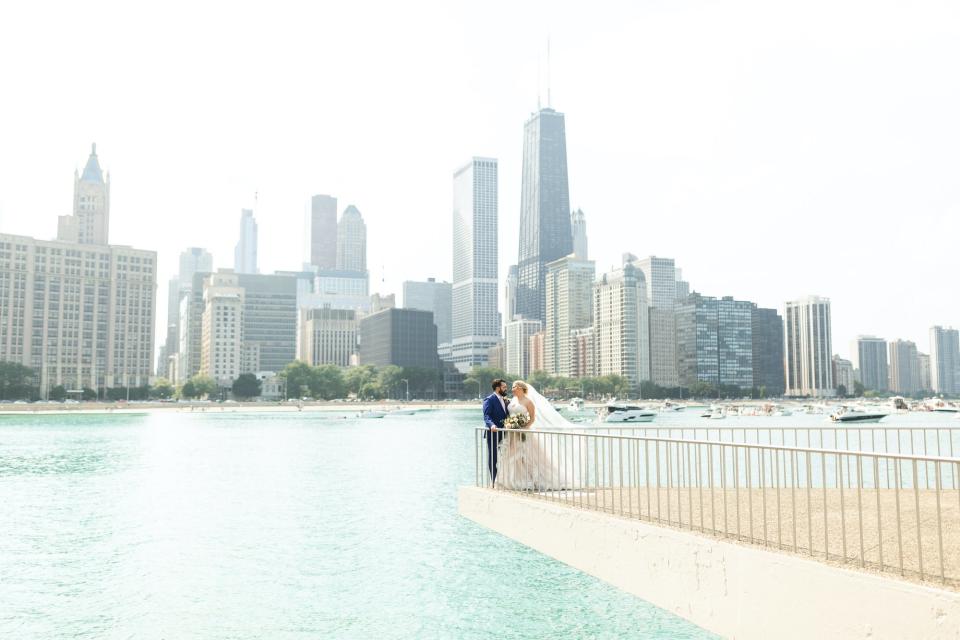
482 379 509 486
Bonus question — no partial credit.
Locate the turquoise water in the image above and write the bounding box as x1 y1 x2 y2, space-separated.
0 410 717 639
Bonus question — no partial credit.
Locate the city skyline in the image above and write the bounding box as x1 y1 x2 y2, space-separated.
1 2 958 363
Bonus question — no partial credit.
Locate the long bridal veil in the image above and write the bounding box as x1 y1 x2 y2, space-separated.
522 384 580 490
525 384 576 431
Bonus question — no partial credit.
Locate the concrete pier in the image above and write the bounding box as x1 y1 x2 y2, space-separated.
459 485 960 640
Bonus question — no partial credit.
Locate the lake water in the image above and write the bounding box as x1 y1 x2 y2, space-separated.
0 409 718 639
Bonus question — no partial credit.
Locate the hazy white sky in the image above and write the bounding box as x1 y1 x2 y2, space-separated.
1 0 958 359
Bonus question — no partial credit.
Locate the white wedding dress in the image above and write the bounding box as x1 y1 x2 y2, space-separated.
497 385 578 491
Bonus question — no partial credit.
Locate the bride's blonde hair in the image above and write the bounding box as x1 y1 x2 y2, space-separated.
512 380 529 392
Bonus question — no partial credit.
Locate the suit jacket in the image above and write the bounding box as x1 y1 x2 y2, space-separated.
482 393 508 435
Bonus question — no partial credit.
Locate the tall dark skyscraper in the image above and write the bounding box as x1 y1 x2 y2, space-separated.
516 107 573 323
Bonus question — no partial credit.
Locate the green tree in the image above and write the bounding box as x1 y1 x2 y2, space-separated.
345 365 379 396
151 378 174 399
311 364 347 400
463 366 512 398
49 385 67 401
853 381 865 397
232 373 262 399
188 375 217 399
81 387 98 401
359 381 384 400
180 380 198 399
280 361 315 399
377 365 404 398
0 361 36 400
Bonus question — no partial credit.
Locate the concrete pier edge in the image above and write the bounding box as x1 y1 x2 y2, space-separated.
459 485 960 640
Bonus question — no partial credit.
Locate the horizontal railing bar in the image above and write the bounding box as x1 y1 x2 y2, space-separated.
473 427 960 464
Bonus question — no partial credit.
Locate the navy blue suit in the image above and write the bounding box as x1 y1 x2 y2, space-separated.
482 393 508 484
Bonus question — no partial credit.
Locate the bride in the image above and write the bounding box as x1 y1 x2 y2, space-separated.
497 380 578 491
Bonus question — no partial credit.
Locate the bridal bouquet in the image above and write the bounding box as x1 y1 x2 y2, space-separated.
503 413 529 441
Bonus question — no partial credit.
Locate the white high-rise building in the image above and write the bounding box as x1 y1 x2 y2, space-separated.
593 263 650 388
784 296 835 397
629 255 679 387
57 143 110 245
308 195 338 269
832 355 856 395
930 326 960 395
451 157 500 373
179 247 213 285
200 272 245 384
504 265 518 324
571 209 588 259
234 209 258 274
888 339 919 394
505 318 542 379
336 205 367 273
544 255 594 377
163 247 213 376
853 335 888 391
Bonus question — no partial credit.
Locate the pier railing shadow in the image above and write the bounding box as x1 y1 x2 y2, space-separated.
475 425 960 589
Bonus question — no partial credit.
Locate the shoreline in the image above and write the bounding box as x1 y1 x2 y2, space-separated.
0 400 483 415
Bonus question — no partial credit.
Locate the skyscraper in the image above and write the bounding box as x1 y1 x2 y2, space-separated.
179 247 214 285
676 294 753 390
163 247 214 375
930 326 960 395
751 305 785 396
234 209 258 274
888 339 919 394
200 271 245 384
299 308 358 367
571 208 588 259
236 273 298 373
308 195 338 269
403 278 453 349
504 265 518 324
853 336 889 392
918 352 932 392
516 107 573 323
451 157 500 373
544 255 594 377
832 355 856 395
592 263 649 388
505 318 542 379
0 233 156 394
784 296 834 397
629 255 680 387
58 143 110 245
336 205 367 273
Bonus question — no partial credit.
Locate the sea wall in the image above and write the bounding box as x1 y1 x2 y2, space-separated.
458 486 960 640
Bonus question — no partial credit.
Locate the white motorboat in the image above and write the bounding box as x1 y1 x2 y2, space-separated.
702 405 726 419
388 408 418 416
568 398 585 412
604 403 656 423
829 407 887 423
358 410 387 419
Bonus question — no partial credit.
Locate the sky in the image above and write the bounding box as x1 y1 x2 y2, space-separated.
0 0 958 360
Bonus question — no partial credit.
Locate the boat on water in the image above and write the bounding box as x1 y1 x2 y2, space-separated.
701 405 726 419
358 410 387 419
388 408 419 416
604 402 656 423
829 406 888 423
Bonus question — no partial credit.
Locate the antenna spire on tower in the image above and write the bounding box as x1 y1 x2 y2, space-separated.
547 36 552 108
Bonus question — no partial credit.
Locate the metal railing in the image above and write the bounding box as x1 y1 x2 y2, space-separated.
474 427 960 588
578 424 960 458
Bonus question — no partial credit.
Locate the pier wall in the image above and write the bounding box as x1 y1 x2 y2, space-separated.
458 486 960 640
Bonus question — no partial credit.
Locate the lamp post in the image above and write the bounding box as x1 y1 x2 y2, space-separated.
471 379 481 400
401 378 409 402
